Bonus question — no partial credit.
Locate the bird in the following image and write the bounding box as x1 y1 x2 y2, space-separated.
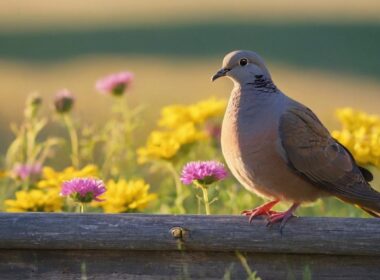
212 50 380 230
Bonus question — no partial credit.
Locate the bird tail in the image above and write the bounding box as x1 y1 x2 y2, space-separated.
360 205 380 218
333 183 380 218
356 186 380 218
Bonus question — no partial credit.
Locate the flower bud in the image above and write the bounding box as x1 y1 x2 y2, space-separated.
24 93 43 118
95 71 134 96
54 89 75 113
27 93 43 108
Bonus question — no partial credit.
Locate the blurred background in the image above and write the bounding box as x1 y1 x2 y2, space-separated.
0 0 380 151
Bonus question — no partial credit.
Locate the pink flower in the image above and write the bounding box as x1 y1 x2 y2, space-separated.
61 178 106 203
54 89 75 113
181 161 228 185
13 163 42 181
95 71 134 96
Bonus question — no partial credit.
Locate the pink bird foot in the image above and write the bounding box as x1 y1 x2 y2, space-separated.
266 203 300 233
242 199 280 223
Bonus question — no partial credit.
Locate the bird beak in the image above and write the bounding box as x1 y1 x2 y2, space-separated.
211 68 230 82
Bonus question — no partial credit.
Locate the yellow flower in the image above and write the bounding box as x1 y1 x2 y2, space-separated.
158 97 227 129
187 97 227 124
336 107 380 131
38 164 99 189
137 131 181 163
331 129 352 147
97 179 157 213
333 108 380 167
137 123 206 163
4 189 62 212
172 122 206 144
158 105 191 129
139 97 225 163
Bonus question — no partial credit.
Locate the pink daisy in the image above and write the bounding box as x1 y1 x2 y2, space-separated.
95 71 134 96
181 161 228 185
61 178 106 203
13 163 42 181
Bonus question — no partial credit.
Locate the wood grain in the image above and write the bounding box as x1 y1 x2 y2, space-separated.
0 250 379 280
0 213 379 256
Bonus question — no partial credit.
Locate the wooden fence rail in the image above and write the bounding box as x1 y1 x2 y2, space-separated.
0 213 379 279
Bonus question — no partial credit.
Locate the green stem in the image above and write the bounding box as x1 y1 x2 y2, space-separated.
63 114 80 169
200 186 211 215
21 179 30 191
78 203 84 213
165 162 185 214
81 261 88 280
26 121 36 164
194 181 211 215
236 251 254 278
102 97 134 178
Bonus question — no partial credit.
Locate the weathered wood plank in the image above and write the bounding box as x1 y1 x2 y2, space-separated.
0 250 379 280
0 213 379 256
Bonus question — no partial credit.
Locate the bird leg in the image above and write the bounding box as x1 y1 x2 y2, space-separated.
242 199 280 223
266 203 300 232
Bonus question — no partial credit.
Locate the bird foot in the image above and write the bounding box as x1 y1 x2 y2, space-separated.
242 200 279 223
266 203 300 233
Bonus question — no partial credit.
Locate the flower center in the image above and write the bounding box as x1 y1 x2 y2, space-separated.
112 83 127 96
70 192 94 203
196 175 216 185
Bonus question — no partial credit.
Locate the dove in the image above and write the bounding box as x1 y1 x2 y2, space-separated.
212 50 380 230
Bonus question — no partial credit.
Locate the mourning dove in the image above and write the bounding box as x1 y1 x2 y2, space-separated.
212 50 380 230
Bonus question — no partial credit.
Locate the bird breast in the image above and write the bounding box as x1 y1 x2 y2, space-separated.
221 92 280 199
221 89 323 202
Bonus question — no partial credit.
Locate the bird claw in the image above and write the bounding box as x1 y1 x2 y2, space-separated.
242 200 280 223
265 203 300 233
243 201 299 232
243 210 279 223
266 212 295 228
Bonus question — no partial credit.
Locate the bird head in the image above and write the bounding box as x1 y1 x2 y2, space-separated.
212 50 272 85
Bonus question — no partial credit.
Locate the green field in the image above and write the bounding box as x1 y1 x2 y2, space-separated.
1 22 380 78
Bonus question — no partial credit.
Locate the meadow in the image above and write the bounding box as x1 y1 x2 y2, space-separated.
0 0 380 219
0 64 379 219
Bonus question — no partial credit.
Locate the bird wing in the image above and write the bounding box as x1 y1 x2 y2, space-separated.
278 103 380 213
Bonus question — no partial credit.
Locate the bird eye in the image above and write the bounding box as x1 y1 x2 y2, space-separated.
239 58 248 66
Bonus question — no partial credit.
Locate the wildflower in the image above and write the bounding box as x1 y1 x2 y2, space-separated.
187 97 227 124
158 97 227 129
137 131 181 163
26 93 43 108
12 163 42 181
4 189 62 212
38 164 99 190
158 105 192 129
333 108 380 167
25 93 43 118
181 160 227 215
61 178 106 203
181 160 227 185
54 89 75 113
137 123 206 163
97 179 157 213
96 71 134 96
172 122 206 144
